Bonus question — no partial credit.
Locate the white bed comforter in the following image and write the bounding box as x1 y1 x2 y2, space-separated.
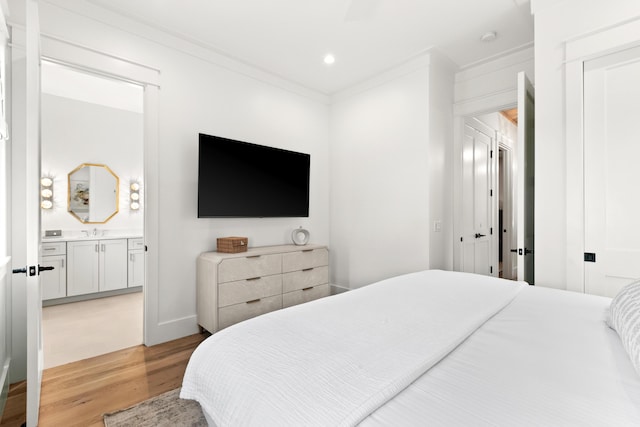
180 270 525 426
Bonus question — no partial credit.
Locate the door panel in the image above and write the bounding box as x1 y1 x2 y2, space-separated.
584 47 640 297
462 120 494 276
517 72 535 284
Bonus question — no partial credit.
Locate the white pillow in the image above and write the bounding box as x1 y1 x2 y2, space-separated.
608 279 640 375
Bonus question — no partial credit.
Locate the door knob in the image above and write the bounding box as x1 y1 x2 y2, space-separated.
475 233 486 239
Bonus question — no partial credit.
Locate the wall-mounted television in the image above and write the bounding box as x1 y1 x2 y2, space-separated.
198 133 310 218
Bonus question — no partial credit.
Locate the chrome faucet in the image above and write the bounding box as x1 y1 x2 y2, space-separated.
92 228 98 236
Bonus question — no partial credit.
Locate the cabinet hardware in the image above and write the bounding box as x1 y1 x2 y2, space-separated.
246 255 261 259
302 287 313 291
246 298 261 304
43 247 56 251
302 268 314 272
101 244 106 252
95 244 99 252
302 249 314 253
246 277 261 281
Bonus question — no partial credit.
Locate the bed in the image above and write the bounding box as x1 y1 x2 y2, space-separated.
181 269 640 426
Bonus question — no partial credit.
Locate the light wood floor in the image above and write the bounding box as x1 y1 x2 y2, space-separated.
0 333 207 427
43 292 143 368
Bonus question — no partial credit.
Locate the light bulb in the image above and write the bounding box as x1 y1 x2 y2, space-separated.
323 54 336 65
41 177 53 187
130 201 140 210
41 200 53 209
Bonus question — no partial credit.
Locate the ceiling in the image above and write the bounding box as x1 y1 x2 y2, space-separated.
85 0 534 95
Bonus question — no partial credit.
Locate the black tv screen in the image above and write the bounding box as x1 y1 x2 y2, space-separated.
198 133 310 218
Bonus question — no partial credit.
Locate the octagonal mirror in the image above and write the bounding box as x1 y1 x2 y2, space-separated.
68 163 119 224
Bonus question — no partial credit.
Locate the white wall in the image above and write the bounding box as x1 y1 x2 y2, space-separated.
454 46 534 116
533 0 640 289
41 94 144 234
13 0 331 345
428 52 456 270
330 53 454 289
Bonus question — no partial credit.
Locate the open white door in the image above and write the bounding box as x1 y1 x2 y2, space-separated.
0 3 11 417
516 72 535 284
11 1 44 425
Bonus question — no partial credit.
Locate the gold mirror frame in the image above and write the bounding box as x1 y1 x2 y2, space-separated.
68 163 120 224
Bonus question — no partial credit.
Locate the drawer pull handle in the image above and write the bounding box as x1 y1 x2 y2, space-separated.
246 255 261 259
302 249 314 253
302 287 313 291
43 247 56 251
302 268 314 272
246 277 261 281
246 298 261 304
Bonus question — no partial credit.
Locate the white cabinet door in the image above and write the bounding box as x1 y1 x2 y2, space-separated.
40 255 66 300
67 240 100 296
128 249 144 288
100 239 128 291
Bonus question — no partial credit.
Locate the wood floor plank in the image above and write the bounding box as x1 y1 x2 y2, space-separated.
0 333 207 427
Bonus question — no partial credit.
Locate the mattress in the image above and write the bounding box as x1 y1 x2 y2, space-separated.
362 285 640 426
181 270 640 426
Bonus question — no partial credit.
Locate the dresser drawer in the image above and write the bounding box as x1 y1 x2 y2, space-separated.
282 248 328 273
218 294 282 330
218 254 282 283
283 283 330 309
282 266 328 293
218 275 282 308
41 242 66 256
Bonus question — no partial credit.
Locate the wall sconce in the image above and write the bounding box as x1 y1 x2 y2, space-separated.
130 181 141 210
41 176 54 209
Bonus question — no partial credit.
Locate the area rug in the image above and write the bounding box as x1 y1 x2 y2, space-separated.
103 388 207 427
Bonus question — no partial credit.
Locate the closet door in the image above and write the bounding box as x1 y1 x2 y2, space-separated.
584 46 640 297
461 118 495 276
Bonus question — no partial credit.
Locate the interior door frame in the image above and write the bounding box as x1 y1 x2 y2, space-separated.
36 39 161 345
498 142 515 280
564 19 640 293
7 27 161 418
453 100 517 273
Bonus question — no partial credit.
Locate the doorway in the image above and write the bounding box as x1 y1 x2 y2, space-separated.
459 109 518 280
39 61 144 368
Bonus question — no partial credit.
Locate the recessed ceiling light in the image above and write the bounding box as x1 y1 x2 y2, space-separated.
323 54 336 65
480 31 497 42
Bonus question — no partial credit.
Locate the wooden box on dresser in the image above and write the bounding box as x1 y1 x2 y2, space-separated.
196 244 329 333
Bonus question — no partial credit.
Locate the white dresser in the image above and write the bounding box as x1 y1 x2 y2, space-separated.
196 244 329 333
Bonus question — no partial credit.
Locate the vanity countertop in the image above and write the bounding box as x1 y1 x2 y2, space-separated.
41 234 143 243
